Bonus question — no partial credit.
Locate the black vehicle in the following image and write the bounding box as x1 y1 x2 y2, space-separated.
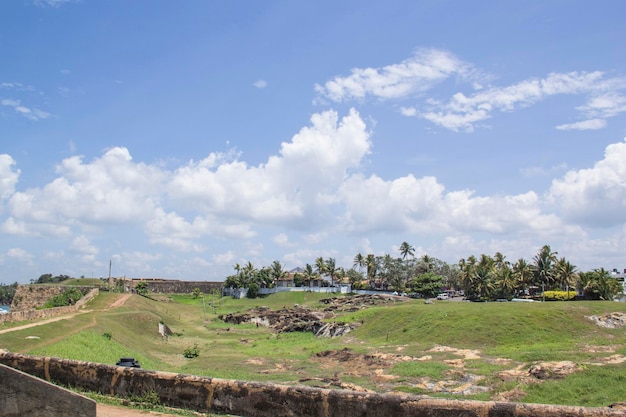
116 357 141 368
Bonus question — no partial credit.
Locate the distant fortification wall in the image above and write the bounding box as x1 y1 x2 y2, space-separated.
135 279 222 294
10 285 95 312
0 288 98 325
0 352 624 417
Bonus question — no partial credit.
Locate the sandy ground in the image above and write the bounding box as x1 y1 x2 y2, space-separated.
97 404 191 416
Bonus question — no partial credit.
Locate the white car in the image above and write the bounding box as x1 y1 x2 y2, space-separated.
436 293 448 300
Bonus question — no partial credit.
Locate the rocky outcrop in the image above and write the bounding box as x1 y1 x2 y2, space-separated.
220 305 357 337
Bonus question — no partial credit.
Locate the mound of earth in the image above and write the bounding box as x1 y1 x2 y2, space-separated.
588 312 626 329
319 294 410 312
219 306 357 337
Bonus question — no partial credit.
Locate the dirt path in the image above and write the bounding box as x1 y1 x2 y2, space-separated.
97 404 190 417
0 293 132 335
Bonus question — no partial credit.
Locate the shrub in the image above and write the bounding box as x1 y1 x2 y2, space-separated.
102 332 112 340
543 290 576 301
43 288 84 308
183 343 199 358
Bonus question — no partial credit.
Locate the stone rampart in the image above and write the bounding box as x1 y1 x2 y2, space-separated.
0 352 624 417
10 285 95 312
0 288 98 325
135 279 222 294
0 363 96 416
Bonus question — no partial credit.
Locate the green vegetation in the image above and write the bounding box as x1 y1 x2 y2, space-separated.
42 287 85 308
0 282 17 305
2 291 626 408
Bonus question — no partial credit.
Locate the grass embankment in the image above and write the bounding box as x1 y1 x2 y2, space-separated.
1 291 625 407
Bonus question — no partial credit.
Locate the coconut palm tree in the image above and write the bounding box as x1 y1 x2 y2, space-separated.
533 245 558 290
555 257 577 294
512 258 533 296
269 260 287 285
353 253 365 277
399 242 415 260
315 257 326 283
325 257 337 287
366 254 377 288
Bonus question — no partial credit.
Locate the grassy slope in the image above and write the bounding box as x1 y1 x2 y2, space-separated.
1 292 625 406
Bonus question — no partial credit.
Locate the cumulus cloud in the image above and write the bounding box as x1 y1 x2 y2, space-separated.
548 138 626 227
167 108 371 225
315 48 474 102
0 154 19 200
7 147 164 227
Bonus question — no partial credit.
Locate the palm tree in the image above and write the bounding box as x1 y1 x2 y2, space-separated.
512 258 533 296
399 242 414 260
366 254 377 288
315 257 326 282
325 257 337 287
302 263 316 287
269 260 287 285
533 245 558 291
353 253 365 277
555 257 577 295
418 254 434 274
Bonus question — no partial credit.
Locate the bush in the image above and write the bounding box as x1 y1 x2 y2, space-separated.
543 290 577 301
102 332 112 340
246 283 259 299
183 343 199 358
43 288 84 308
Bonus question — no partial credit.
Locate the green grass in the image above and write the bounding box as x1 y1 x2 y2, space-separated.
2 292 626 407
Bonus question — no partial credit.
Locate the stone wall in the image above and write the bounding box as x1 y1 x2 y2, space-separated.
0 352 624 417
10 285 95 312
0 363 96 417
134 279 222 294
0 288 98 325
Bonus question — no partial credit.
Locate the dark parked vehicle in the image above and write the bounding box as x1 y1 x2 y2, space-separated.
116 357 141 368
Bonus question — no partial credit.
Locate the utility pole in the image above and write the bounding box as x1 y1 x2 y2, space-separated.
108 259 113 287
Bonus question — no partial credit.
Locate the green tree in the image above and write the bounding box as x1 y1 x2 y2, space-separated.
512 258 533 295
269 260 287 284
555 257 577 292
399 242 414 260
366 254 377 288
325 257 337 287
578 268 622 300
533 245 558 290
407 272 445 298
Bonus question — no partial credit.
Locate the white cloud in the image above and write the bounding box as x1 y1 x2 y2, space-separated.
1 98 51 121
556 118 607 131
253 80 268 89
315 48 473 102
167 108 371 226
7 248 34 265
273 233 290 246
420 71 606 132
548 138 626 227
0 154 19 200
33 0 76 7
8 147 164 226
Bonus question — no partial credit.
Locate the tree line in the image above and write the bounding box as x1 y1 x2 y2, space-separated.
0 282 18 305
224 243 623 301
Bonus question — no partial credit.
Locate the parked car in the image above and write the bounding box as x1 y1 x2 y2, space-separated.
436 293 448 300
116 357 141 368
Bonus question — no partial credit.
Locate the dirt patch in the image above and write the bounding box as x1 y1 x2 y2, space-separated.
319 294 411 312
428 345 481 360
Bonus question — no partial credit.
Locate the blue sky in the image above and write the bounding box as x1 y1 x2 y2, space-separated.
1 0 626 284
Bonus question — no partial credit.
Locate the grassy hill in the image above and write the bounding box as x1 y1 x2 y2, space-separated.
1 291 625 407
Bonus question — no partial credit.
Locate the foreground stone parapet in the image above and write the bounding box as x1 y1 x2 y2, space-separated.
0 352 625 417
0 363 96 417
